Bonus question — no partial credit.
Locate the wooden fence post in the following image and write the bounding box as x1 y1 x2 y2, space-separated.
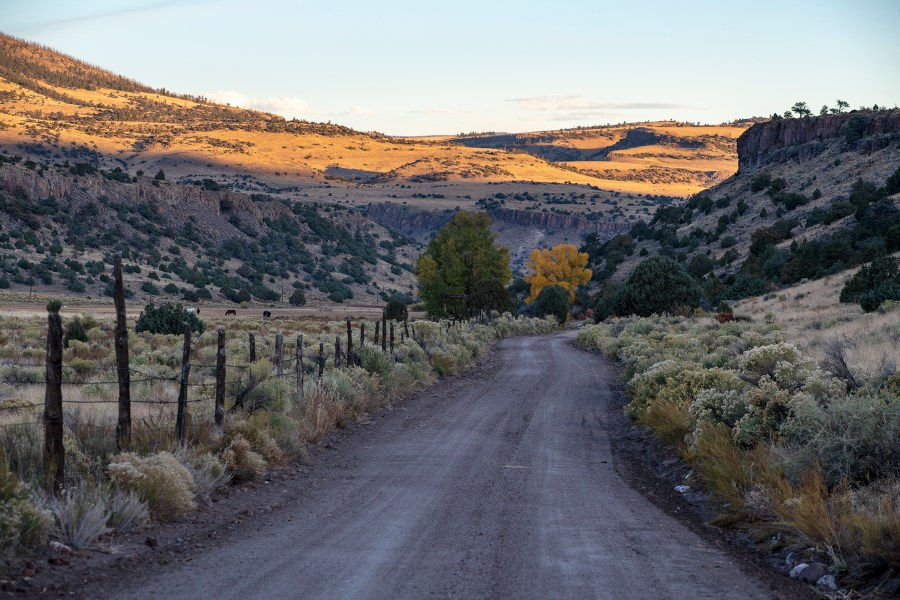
335 335 341 368
275 332 284 377
374 320 380 347
215 326 226 428
296 335 303 397
176 323 191 445
249 333 256 363
404 318 409 339
411 323 416 341
381 313 387 353
346 318 352 367
113 256 131 452
360 323 365 348
389 322 394 358
44 305 64 491
318 342 324 382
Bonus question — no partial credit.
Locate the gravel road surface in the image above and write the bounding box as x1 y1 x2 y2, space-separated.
109 332 795 599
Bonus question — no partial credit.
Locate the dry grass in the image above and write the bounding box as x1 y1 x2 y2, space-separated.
733 266 900 377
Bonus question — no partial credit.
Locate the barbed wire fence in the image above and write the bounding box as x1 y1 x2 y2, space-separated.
0 256 467 491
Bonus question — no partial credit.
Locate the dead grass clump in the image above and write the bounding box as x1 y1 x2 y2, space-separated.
687 423 753 511
106 488 149 533
49 484 110 549
224 416 285 465
221 434 266 482
638 397 690 449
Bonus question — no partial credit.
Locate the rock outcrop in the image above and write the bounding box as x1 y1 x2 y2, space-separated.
737 109 900 171
490 207 631 235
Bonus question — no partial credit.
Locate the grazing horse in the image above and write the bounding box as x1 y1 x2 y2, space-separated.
225 309 237 316
263 310 272 318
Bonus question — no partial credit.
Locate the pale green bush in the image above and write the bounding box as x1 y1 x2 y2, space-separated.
107 452 196 520
228 362 290 413
174 447 230 499
359 346 392 378
781 392 900 485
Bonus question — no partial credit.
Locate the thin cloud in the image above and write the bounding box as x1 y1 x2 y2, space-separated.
508 95 693 112
15 0 194 32
409 108 462 116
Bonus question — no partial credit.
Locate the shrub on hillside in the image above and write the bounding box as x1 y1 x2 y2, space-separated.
840 256 900 311
288 288 306 306
534 284 570 324
135 302 204 335
615 257 701 316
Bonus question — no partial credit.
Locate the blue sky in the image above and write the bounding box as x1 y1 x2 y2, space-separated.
3 0 899 135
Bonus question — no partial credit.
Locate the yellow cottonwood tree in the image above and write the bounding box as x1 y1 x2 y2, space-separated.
525 244 592 303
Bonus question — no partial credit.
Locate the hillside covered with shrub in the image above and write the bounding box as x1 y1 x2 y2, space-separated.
0 160 418 305
582 109 900 308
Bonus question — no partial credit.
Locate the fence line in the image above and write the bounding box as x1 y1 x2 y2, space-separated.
2 289 474 490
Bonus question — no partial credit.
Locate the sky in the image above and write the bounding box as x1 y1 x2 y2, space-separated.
2 0 899 136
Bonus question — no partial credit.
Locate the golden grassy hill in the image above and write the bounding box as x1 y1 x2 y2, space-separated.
0 33 747 200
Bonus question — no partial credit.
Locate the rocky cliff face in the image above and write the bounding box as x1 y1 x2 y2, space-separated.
737 109 900 170
489 207 631 235
364 202 631 241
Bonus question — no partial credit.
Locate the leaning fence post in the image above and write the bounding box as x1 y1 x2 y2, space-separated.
318 342 324 382
44 302 64 492
346 318 352 367
249 333 256 363
113 256 131 452
215 326 226 428
335 335 342 368
404 318 409 339
275 332 284 377
176 323 191 445
381 313 387 353
296 335 303 397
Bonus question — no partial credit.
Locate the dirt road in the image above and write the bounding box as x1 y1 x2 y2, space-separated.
106 332 796 599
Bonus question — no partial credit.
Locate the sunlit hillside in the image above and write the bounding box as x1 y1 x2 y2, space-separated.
0 33 746 202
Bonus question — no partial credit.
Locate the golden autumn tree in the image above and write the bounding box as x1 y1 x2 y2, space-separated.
525 244 592 303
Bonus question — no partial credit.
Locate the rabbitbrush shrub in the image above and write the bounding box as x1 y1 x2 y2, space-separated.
107 452 196 520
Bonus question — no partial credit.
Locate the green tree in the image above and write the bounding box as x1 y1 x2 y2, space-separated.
416 212 510 317
615 257 702 316
791 101 812 118
534 284 570 324
385 297 408 321
840 256 899 304
467 278 514 315
289 288 307 306
135 302 204 335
